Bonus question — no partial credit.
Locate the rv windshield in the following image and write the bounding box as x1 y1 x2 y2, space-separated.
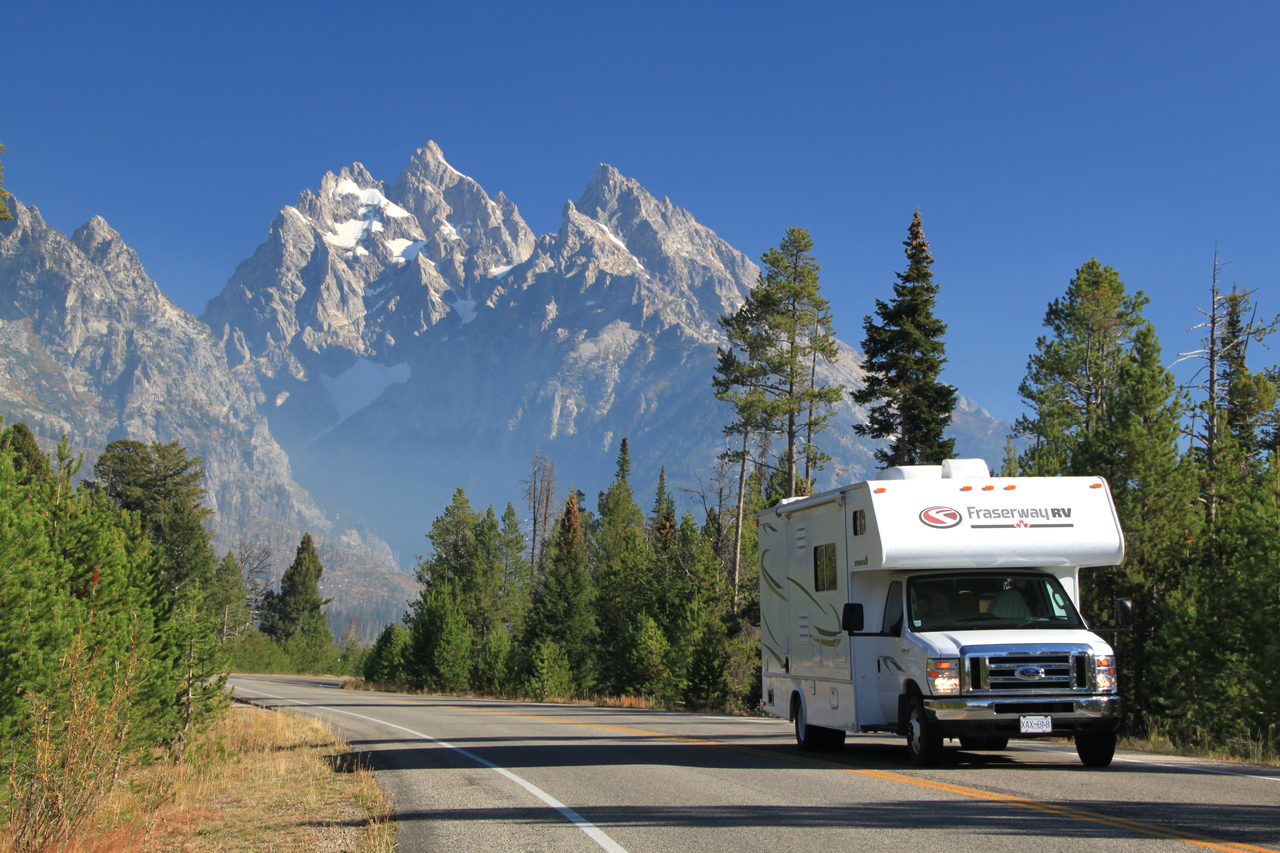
907 573 1085 632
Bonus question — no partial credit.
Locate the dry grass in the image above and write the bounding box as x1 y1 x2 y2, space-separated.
1118 723 1279 768
3 703 396 853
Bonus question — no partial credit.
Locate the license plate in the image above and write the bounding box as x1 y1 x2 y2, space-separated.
1020 715 1052 734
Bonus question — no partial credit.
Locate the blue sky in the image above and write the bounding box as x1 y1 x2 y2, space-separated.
6 1 1278 423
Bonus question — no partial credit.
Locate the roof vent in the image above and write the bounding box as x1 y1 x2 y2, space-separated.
876 465 943 481
941 458 990 479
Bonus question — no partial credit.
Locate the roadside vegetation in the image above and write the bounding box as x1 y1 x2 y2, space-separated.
1 702 393 852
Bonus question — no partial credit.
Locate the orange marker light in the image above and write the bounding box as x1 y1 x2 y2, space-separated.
960 486 973 491
1005 485 1016 490
982 485 995 491
1090 483 1103 489
874 487 886 493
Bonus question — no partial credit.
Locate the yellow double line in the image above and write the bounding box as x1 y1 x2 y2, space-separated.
273 686 1278 853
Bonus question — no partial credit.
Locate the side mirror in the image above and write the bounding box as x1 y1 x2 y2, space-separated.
1114 598 1134 629
841 603 864 634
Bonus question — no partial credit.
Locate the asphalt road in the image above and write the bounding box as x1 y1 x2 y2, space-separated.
228 674 1280 853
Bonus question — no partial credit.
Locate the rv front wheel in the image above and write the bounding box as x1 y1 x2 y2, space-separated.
905 694 943 767
1075 732 1116 768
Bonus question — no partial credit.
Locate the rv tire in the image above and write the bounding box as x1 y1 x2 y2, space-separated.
1075 732 1116 768
905 694 943 767
793 695 842 751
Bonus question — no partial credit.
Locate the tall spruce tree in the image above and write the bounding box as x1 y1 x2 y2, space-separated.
853 211 957 467
261 533 332 649
521 496 597 692
593 439 649 692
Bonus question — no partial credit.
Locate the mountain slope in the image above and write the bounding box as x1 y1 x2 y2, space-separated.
0 199 416 623
203 144 1015 561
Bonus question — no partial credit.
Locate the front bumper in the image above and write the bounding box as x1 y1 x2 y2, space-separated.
922 694 1121 738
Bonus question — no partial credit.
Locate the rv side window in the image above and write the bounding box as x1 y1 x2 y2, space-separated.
813 543 838 592
852 509 866 536
882 581 903 636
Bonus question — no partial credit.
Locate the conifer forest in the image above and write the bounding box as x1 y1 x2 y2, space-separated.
2 216 1278 843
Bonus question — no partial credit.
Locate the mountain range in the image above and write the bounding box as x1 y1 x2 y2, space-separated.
0 142 1015 626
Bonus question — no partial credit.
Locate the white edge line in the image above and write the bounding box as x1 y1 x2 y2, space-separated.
1008 743 1280 781
234 686 630 853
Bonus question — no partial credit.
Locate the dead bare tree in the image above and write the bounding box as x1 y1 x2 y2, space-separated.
520 448 558 572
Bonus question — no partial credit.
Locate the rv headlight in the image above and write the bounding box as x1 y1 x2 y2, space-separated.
927 658 960 695
1095 656 1117 693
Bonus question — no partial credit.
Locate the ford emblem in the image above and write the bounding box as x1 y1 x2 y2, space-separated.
1015 665 1045 680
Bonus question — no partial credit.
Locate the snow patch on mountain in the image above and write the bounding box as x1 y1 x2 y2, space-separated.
335 179 413 218
320 358 410 423
385 238 426 263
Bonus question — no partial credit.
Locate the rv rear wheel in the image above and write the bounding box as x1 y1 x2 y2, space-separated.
905 694 943 767
793 696 843 752
959 735 1009 751
1075 732 1116 768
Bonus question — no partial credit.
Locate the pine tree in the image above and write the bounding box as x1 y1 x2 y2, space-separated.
464 505 503 641
716 227 842 497
1013 259 1148 476
92 440 217 599
521 497 597 691
209 551 249 643
417 488 478 589
853 211 957 467
1077 322 1199 729
0 422 50 484
497 502 530 629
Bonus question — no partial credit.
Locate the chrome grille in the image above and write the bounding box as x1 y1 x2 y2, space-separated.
963 647 1091 694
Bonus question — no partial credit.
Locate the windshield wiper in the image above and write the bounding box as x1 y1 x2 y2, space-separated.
1016 616 1076 628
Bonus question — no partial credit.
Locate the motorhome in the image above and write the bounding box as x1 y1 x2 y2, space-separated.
757 458 1130 768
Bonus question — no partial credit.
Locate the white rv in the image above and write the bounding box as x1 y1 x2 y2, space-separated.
757 458 1130 768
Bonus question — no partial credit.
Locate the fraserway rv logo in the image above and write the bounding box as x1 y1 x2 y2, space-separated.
919 507 962 528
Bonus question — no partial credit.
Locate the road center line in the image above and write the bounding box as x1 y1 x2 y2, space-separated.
233 686 629 853
360 693 1274 853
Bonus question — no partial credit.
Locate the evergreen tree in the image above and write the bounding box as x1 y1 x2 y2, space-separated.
853 211 957 467
1077 322 1199 729
473 624 511 694
527 638 573 700
1012 259 1148 476
363 622 411 684
407 584 472 691
416 488 478 589
261 534 333 655
521 497 597 692
209 551 250 643
464 505 504 641
92 440 217 599
716 227 842 497
593 439 649 692
497 502 530 629
0 422 50 484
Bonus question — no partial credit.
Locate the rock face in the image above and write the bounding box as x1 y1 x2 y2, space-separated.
0 199 416 627
202 143 1015 562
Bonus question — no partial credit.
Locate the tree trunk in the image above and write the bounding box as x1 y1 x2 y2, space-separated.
731 430 750 606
